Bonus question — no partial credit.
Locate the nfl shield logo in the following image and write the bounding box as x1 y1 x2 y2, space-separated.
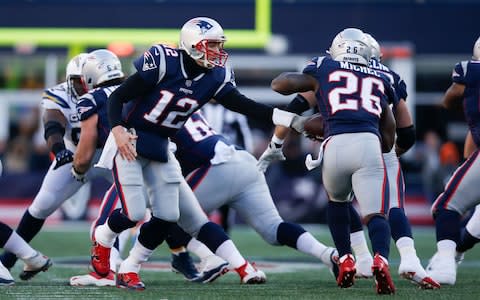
185 80 192 87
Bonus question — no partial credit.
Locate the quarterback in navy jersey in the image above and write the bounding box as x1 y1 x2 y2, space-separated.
91 17 304 289
266 28 396 294
427 37 480 285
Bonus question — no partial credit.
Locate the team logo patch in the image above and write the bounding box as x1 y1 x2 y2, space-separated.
77 105 93 115
194 20 213 34
142 51 157 71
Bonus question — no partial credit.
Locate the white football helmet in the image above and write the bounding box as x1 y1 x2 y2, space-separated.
82 49 124 90
66 53 88 100
328 28 371 66
179 17 228 68
364 33 382 61
473 36 480 60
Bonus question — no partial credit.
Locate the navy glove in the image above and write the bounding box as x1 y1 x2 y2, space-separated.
53 149 74 170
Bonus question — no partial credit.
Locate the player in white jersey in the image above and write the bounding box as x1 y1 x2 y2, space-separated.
0 53 112 269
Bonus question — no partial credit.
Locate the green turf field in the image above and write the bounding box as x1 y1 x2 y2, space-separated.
2 224 479 299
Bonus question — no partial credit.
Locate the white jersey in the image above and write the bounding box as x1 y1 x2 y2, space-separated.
40 82 81 151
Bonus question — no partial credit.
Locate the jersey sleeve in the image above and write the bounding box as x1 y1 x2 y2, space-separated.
385 81 399 107
133 44 167 85
76 93 98 121
392 71 408 100
41 88 70 110
302 56 327 76
452 61 467 85
213 64 237 99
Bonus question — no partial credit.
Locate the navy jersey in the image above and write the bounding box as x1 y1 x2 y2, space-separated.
77 85 119 147
172 112 231 175
303 56 397 138
452 60 480 146
369 58 408 102
123 44 236 138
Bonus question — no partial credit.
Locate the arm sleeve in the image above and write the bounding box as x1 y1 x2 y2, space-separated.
215 88 274 123
77 94 98 121
107 72 153 128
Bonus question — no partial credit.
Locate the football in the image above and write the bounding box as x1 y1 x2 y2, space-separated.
303 113 325 138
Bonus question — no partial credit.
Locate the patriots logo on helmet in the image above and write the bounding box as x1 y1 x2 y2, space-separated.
194 20 213 34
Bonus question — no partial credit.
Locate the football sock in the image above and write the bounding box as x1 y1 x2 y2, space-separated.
110 245 121 272
3 230 37 260
187 238 215 260
350 230 372 259
437 239 456 255
214 240 245 269
367 215 391 259
197 222 229 252
276 222 306 249
395 236 417 261
165 224 192 250
138 217 174 250
107 209 137 234
388 208 413 241
295 232 330 264
95 223 119 248
457 228 479 252
434 209 461 243
0 222 13 248
118 238 153 274
349 203 364 232
327 201 351 257
16 210 46 242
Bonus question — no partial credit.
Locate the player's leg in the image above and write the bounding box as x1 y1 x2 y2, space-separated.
456 204 480 262
177 178 266 284
428 150 480 285
351 133 395 294
164 224 201 281
321 134 358 288
92 155 146 279
116 154 182 290
0 221 51 284
0 160 83 269
383 150 439 289
227 151 338 277
347 203 373 278
70 184 121 287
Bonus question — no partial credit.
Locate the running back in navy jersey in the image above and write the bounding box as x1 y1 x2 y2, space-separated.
369 58 408 102
453 60 480 146
77 85 119 147
303 56 397 138
172 112 231 175
123 44 236 138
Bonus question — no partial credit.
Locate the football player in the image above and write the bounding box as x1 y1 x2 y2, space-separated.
262 28 396 294
0 53 114 271
427 36 480 285
90 16 307 290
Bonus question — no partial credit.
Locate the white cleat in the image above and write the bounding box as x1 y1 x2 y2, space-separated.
0 261 14 286
427 252 457 285
398 256 440 289
235 261 266 284
354 255 373 278
70 271 116 287
20 252 52 281
192 255 229 283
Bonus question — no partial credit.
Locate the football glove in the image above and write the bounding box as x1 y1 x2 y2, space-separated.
71 166 86 183
257 141 286 173
53 149 74 170
290 115 310 134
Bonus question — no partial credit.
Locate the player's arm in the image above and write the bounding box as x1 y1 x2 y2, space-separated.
464 130 477 159
43 109 73 170
271 72 319 95
73 114 98 175
393 99 415 156
107 72 150 161
442 82 465 110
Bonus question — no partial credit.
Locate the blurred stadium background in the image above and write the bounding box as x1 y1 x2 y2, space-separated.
0 0 477 243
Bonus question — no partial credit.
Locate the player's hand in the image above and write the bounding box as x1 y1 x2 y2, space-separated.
112 126 138 161
71 166 86 183
53 149 74 170
257 141 286 172
290 115 310 134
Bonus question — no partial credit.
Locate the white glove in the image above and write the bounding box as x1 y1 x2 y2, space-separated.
257 141 286 172
71 166 87 183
